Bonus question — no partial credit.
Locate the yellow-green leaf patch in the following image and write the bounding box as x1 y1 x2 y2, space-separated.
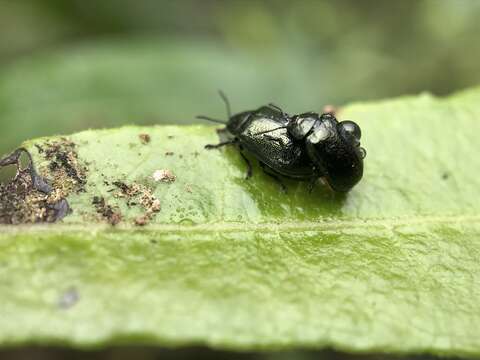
1 87 480 357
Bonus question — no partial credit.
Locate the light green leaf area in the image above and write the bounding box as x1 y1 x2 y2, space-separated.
1 87 480 357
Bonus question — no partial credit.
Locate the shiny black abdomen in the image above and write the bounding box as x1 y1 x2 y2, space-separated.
228 108 315 180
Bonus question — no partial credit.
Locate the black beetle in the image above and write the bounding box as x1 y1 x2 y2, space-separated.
198 92 366 193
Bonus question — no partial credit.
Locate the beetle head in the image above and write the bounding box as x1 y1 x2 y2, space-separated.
306 114 366 192
226 111 253 134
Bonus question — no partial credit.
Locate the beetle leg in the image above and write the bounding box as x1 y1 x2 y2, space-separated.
307 177 318 193
259 162 287 193
238 149 253 179
204 139 237 149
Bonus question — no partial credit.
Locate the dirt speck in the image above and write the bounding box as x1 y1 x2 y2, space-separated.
111 180 161 226
442 172 449 180
153 169 176 183
185 184 193 193
139 134 151 144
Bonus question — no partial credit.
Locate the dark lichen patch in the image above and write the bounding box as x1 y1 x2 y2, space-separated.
92 196 122 225
0 148 70 224
111 180 160 226
39 138 87 194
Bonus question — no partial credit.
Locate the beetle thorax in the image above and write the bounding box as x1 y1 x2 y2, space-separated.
287 113 319 140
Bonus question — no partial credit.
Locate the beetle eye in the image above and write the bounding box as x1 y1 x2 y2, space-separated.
359 147 367 159
339 121 362 141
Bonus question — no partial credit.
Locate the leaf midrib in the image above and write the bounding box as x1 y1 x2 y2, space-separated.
1 214 479 235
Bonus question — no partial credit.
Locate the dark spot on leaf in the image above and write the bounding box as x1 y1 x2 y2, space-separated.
135 215 149 226
40 138 88 193
34 144 44 154
92 196 122 226
111 180 160 226
165 152 174 156
442 172 449 180
139 134 151 144
112 181 130 195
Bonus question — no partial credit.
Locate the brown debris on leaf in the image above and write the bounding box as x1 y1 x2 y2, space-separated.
111 180 161 226
38 138 88 194
0 148 70 224
92 196 122 226
139 133 151 145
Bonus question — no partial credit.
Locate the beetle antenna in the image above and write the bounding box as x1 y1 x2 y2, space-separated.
218 90 232 119
268 103 283 112
196 115 227 125
253 126 287 136
268 103 290 120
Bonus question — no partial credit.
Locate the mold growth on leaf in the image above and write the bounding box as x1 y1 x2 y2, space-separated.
111 180 161 226
37 138 88 194
92 196 122 226
90 177 160 226
0 148 70 224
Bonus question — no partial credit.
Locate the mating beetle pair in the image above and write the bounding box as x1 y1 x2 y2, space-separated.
199 92 366 193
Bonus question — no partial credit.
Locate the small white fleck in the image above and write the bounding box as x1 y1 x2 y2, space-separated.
153 169 176 183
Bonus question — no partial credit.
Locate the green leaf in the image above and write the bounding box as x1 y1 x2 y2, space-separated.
1 87 480 357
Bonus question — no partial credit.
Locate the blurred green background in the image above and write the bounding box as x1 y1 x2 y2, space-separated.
1 1 479 358
1 0 480 158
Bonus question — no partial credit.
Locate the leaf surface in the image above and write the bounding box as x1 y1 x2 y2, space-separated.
1 88 480 357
